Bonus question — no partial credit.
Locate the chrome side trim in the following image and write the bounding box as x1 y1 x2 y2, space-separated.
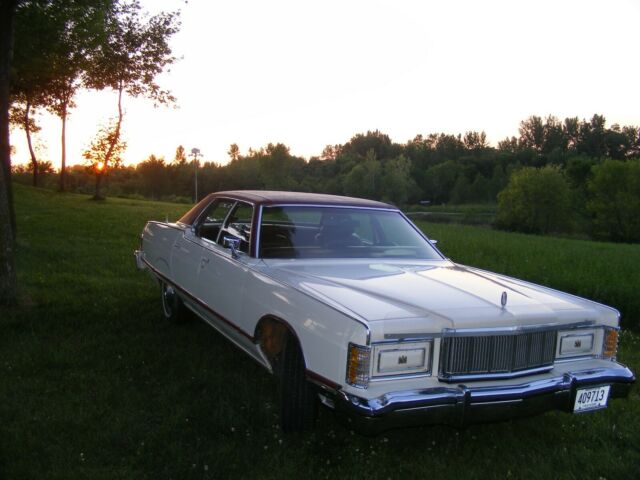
441 321 596 336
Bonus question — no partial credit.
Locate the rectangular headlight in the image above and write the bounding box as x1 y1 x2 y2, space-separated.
556 329 597 359
559 333 594 356
372 340 432 378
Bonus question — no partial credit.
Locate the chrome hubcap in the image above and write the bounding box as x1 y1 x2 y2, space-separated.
162 284 175 317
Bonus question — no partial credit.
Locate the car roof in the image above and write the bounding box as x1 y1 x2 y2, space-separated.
177 190 395 225
213 190 393 208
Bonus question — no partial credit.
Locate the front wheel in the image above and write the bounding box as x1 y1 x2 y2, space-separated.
279 333 317 432
161 281 189 324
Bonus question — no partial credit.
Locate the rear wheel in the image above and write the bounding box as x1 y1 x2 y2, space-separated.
279 333 317 432
161 281 189 324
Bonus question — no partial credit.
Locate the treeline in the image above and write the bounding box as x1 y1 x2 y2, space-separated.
12 114 640 241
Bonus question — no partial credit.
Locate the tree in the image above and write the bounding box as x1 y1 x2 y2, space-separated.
0 0 18 304
497 136 519 153
577 114 607 157
422 160 464 204
43 1 108 191
588 159 640 242
564 117 580 151
136 154 168 199
227 143 239 162
343 149 381 199
342 130 394 159
381 154 418 205
9 103 41 185
518 115 545 152
173 144 186 165
82 120 126 199
10 0 58 187
463 131 489 151
496 166 572 234
84 0 179 197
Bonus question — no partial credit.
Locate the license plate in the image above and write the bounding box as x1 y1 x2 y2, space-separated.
573 385 610 412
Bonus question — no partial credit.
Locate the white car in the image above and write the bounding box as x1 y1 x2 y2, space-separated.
134 190 635 433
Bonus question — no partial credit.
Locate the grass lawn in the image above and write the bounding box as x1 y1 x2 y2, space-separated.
1 185 638 479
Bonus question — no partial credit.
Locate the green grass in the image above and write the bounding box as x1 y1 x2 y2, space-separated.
416 221 640 330
1 185 638 479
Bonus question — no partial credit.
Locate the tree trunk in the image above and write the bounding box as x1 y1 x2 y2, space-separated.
93 172 103 200
58 106 66 192
0 0 18 305
24 100 38 186
95 85 124 200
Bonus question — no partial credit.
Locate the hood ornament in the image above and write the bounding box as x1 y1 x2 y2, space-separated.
501 291 508 309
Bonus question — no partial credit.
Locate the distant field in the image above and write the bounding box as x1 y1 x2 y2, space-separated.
406 204 497 226
1 185 638 479
415 221 640 330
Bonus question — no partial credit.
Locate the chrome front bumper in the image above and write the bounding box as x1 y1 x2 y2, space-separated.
334 365 635 434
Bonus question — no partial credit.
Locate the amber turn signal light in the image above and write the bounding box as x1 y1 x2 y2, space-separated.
346 343 370 388
602 328 619 359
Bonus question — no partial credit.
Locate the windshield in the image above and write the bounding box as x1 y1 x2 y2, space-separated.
259 206 441 259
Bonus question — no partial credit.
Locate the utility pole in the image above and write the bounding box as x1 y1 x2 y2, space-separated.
190 148 201 203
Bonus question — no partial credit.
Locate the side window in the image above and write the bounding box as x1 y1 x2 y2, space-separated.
196 199 234 243
220 202 254 254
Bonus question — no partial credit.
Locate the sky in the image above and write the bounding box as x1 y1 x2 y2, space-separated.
11 0 640 167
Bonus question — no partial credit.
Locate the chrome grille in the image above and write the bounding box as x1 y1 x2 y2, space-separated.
439 330 557 381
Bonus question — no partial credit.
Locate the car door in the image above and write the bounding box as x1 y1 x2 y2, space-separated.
195 201 259 352
170 198 234 298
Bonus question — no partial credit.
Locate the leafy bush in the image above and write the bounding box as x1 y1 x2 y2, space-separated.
588 159 640 242
496 165 572 234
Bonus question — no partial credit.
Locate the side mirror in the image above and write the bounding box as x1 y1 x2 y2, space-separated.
223 236 241 259
430 239 438 246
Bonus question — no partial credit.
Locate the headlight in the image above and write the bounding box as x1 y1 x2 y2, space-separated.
372 340 432 379
346 340 433 388
556 327 619 361
557 330 595 358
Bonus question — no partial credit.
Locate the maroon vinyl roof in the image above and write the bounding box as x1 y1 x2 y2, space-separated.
178 190 395 225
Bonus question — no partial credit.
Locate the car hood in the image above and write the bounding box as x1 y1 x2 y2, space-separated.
259 259 618 330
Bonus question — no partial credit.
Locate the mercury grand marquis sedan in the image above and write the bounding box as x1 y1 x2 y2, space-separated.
134 190 635 433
